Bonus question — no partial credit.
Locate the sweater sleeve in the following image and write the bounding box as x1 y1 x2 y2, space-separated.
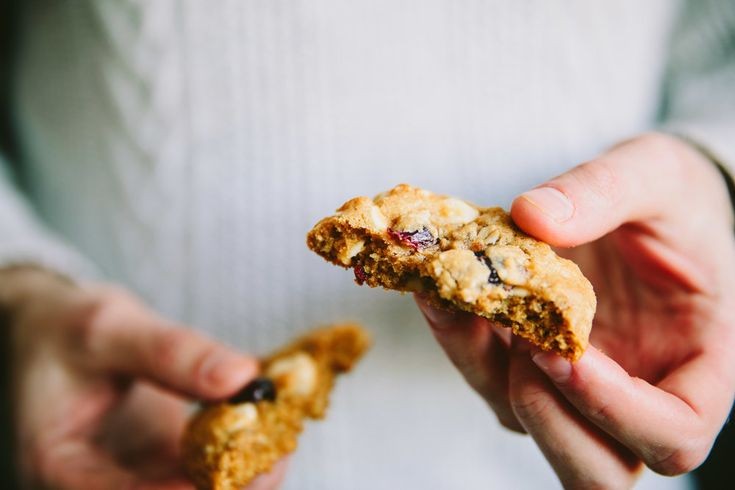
0 156 98 279
659 0 735 170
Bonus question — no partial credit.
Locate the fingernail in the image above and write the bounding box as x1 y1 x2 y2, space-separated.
520 187 574 223
532 350 572 383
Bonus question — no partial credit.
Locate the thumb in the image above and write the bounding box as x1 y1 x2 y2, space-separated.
510 133 700 247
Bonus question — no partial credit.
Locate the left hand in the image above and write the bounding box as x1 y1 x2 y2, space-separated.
416 133 735 488
4 271 287 490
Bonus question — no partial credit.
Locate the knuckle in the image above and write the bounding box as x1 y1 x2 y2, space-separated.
150 327 189 371
92 286 153 322
509 387 555 427
95 284 138 304
496 413 526 434
648 439 710 476
64 294 113 361
637 132 680 159
80 288 136 337
485 397 525 433
636 131 672 148
194 344 227 384
637 132 690 178
570 159 622 207
584 397 615 426
446 355 495 397
464 368 511 410
449 355 481 381
65 299 102 344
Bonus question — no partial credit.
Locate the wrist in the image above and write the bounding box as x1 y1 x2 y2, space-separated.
673 135 735 232
0 265 77 490
0 264 78 329
655 131 735 231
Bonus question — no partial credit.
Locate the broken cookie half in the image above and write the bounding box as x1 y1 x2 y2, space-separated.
307 184 595 361
182 324 370 490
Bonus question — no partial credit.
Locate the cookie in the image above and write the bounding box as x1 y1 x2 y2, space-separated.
306 184 595 361
182 324 370 490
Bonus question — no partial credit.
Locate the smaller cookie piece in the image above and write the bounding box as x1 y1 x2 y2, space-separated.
306 184 596 361
182 324 370 490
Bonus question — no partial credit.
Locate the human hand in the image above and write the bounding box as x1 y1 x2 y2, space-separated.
3 267 287 489
416 133 735 488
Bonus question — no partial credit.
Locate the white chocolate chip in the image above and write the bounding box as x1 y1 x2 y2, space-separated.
265 352 318 397
431 249 489 303
337 238 365 265
436 198 479 226
488 246 529 285
393 210 431 233
369 205 388 229
228 403 259 432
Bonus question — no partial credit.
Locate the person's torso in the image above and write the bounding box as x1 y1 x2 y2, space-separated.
12 1 689 488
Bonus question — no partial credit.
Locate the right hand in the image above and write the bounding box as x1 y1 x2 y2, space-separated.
414 134 735 488
3 266 286 489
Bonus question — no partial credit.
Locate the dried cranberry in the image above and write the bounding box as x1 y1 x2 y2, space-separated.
228 377 277 404
388 227 437 250
354 264 368 285
474 251 502 285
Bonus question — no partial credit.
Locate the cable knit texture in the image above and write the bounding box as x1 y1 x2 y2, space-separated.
3 1 733 488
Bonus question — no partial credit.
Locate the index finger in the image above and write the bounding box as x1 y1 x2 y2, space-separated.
79 290 258 400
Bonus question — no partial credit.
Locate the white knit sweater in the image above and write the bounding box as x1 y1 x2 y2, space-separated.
4 1 735 488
